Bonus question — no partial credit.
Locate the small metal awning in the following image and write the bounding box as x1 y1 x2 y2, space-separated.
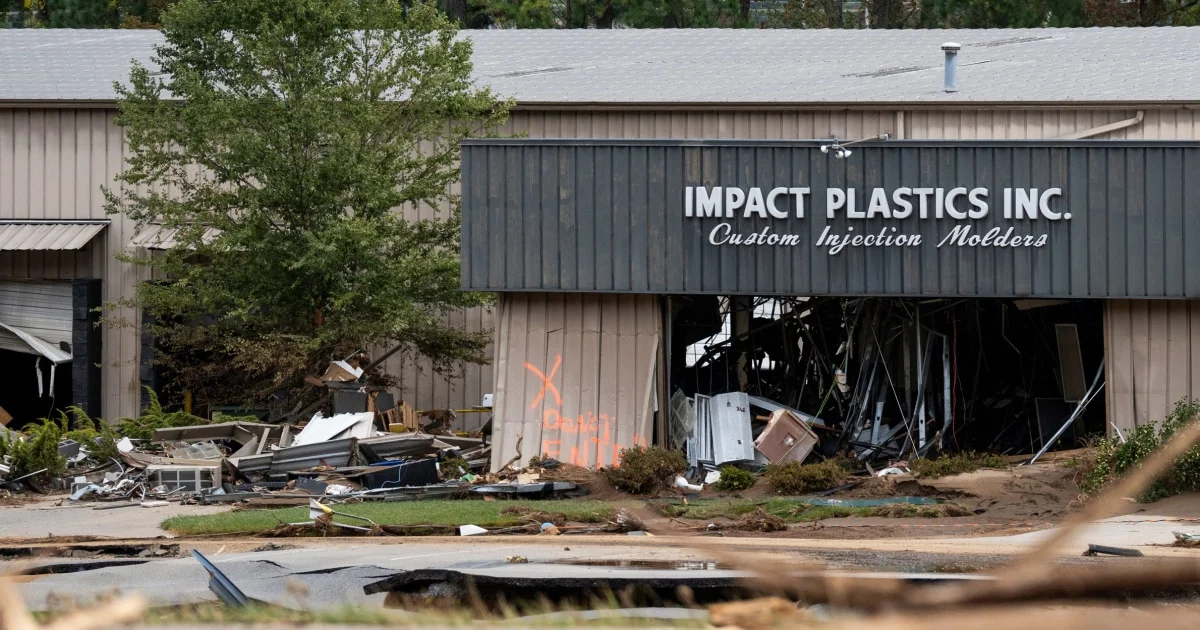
0 220 109 251
130 224 221 250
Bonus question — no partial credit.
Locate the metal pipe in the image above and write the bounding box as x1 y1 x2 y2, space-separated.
1059 111 1145 140
942 42 961 93
1028 364 1105 465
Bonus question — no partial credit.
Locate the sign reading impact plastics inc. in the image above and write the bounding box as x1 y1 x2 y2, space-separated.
685 185 1065 254
461 140 1200 298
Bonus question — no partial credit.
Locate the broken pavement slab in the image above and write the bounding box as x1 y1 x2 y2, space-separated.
15 540 987 613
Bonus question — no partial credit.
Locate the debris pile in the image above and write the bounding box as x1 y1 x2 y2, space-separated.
0 357 588 508
669 296 1107 477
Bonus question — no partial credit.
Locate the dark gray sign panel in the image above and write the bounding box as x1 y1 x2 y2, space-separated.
461 140 1200 298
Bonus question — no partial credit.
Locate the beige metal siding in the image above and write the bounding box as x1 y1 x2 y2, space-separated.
906 109 1200 141
391 109 898 415
1106 300 1200 432
906 108 1200 434
503 109 896 140
0 108 142 422
0 249 96 280
491 292 660 471
7 105 1200 428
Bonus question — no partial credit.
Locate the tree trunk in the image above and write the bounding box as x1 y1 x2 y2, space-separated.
595 0 615 27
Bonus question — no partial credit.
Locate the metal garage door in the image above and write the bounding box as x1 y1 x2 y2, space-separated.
0 280 73 357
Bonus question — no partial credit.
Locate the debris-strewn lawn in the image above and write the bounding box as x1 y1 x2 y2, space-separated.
162 500 616 535
660 498 970 522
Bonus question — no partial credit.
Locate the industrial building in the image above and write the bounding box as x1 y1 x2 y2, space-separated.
3 29 1200 470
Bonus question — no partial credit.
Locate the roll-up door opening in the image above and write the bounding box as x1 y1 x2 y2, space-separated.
0 281 74 429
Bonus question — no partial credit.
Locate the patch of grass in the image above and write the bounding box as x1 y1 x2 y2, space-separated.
162 499 616 536
910 452 1008 478
784 504 877 521
713 465 755 492
871 503 972 518
128 603 406 626
1082 399 1200 502
663 498 863 523
67 601 709 628
663 497 971 523
602 446 687 495
763 459 847 494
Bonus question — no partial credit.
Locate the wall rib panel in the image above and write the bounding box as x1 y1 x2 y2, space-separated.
490 292 659 471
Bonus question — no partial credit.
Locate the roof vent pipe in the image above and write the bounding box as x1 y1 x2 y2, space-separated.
942 42 961 93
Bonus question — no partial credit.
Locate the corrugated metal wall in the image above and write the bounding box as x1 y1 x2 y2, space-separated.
0 108 142 422
6 105 1200 428
1106 300 1200 432
491 292 660 471
910 109 1200 432
463 140 1200 298
0 108 494 420
371 110 901 416
0 280 73 347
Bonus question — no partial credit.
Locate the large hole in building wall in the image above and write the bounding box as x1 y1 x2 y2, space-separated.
0 348 73 431
665 295 1105 468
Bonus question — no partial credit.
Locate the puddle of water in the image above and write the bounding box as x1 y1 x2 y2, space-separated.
544 559 731 571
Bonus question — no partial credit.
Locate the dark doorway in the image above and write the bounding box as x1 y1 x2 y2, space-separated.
666 296 1106 461
0 349 72 430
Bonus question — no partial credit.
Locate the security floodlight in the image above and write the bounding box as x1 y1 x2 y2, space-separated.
820 134 888 159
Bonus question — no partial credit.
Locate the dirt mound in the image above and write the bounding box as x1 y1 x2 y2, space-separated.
819 460 1080 524
731 508 788 532
915 461 1082 521
831 477 900 499
540 464 633 501
499 505 578 526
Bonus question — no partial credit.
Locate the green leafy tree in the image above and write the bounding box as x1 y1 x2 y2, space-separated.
919 0 1086 27
615 0 748 26
106 0 509 411
469 0 557 26
466 0 749 27
1083 0 1200 25
45 0 118 27
764 0 846 27
117 0 175 28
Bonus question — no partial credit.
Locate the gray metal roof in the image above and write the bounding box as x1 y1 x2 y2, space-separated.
2 28 1199 105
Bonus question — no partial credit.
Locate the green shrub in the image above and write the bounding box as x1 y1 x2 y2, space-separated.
1082 399 1200 502
59 406 121 463
714 464 755 492
764 459 847 495
439 457 471 480
117 387 208 440
0 418 66 484
603 445 688 495
911 452 1008 479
